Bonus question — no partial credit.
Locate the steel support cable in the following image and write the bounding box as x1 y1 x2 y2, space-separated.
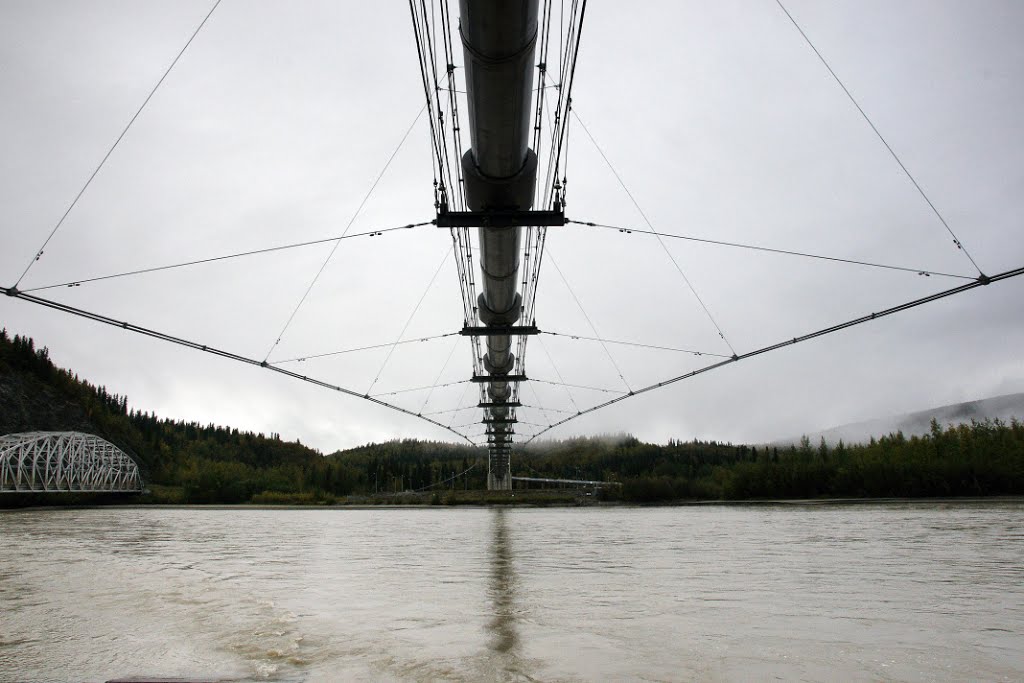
437 30 484 396
522 263 1024 443
0 286 478 443
262 104 427 362
531 377 628 395
450 228 475 323
567 219 975 281
774 0 985 277
543 1 576 196
273 331 458 365
433 5 482 385
533 335 581 413
366 245 453 395
419 335 464 413
425 1 458 202
560 97 572 204
542 331 732 358
573 111 738 357
546 0 586 206
420 405 476 417
521 75 561 346
13 0 223 289
370 378 471 398
21 221 433 294
426 92 440 201
540 31 569 212
540 10 573 200
531 0 556 203
519 403 574 414
419 0 458 208
374 378 473 401
546 250 633 392
523 381 556 426
409 0 453 203
518 72 560 378
518 73 566 391
525 221 550 319
529 72 569 317
438 5 467 212
558 0 565 85
448 380 476 428
413 461 479 492
409 2 444 182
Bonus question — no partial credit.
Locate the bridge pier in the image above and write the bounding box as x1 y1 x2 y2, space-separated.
488 452 512 490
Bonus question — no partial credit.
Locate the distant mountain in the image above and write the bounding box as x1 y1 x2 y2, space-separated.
776 393 1024 447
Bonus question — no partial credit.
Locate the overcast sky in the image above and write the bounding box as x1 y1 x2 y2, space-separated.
2 0 1022 453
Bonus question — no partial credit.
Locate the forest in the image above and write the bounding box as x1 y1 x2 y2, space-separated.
2 328 1022 505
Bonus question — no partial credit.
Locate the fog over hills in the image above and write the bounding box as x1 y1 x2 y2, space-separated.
775 393 1024 447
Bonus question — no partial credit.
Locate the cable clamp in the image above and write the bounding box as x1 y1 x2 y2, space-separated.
260 361 268 368
4 286 19 297
977 273 991 285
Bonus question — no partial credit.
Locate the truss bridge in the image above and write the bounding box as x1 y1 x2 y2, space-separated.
0 432 144 494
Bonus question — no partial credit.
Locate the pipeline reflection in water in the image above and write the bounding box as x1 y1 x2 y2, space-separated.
487 508 520 659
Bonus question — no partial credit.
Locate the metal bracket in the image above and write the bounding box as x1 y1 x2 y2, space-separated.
435 209 565 228
478 401 522 408
483 418 518 425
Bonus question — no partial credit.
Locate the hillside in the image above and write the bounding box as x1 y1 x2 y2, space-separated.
775 394 1024 447
2 328 1023 504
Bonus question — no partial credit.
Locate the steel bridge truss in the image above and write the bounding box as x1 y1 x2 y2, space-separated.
0 431 143 493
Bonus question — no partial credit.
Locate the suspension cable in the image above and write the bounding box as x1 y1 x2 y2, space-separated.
262 104 427 362
13 0 223 289
413 461 480 492
542 330 731 358
546 250 633 392
533 335 580 413
366 245 453 395
530 377 627 395
419 335 464 413
523 263 1024 442
774 0 985 277
369 378 471 398
420 405 477 417
568 219 974 281
22 221 432 293
273 331 458 365
1 285 476 443
573 110 738 357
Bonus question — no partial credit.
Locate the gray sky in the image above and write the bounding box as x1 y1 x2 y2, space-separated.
2 0 1022 453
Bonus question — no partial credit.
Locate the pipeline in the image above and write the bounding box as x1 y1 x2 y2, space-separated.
459 0 540 488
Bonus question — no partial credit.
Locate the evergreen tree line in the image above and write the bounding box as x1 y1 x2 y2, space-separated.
2 329 1022 504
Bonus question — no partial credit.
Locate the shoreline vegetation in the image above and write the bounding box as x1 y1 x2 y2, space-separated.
2 329 1023 508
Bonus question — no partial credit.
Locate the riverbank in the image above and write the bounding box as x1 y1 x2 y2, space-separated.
5 492 1024 511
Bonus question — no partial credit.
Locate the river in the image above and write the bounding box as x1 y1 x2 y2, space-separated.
1 502 1021 682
